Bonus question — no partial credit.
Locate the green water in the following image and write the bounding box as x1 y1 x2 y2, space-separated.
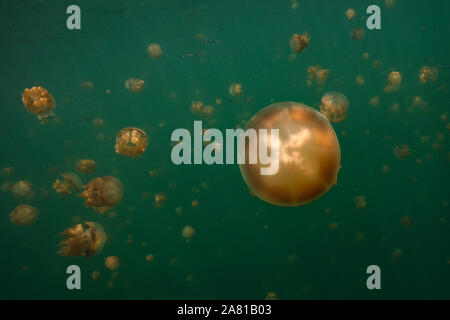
0 0 449 299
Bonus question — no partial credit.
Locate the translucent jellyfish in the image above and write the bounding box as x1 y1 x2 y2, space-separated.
105 256 120 270
53 172 82 195
392 248 403 262
125 78 145 93
381 164 390 173
58 222 106 258
80 81 94 91
9 205 38 226
401 216 413 228
154 192 166 209
115 127 148 158
418 66 438 83
362 53 370 60
92 117 104 128
385 0 395 8
145 254 154 262
81 176 123 213
22 86 55 115
356 75 365 86
291 1 299 10
11 180 32 198
229 83 243 97
388 71 402 86
289 33 310 53
76 159 96 174
147 43 162 59
307 65 329 85
351 28 365 40
393 145 411 160
320 92 349 123
265 292 279 300
346 8 356 19
182 226 196 239
91 270 100 280
354 195 367 210
369 96 380 107
239 102 340 207
1 166 14 177
1 181 13 192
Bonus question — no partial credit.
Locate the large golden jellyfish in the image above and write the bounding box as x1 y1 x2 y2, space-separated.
289 33 310 53
239 102 341 207
10 205 38 226
53 172 82 195
58 222 106 258
115 127 148 158
22 86 55 115
320 92 349 123
81 176 123 213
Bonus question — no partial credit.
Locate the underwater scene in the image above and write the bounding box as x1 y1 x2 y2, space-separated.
0 0 449 300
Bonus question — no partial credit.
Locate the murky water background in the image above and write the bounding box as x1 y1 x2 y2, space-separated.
0 0 449 299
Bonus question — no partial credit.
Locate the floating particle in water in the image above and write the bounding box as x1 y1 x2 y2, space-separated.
53 172 82 195
291 1 299 10
58 222 106 257
11 180 32 198
354 195 367 210
320 92 349 123
329 222 339 230
182 226 196 239
80 81 94 91
289 33 310 53
372 60 383 69
346 8 356 20
9 205 38 226
81 176 123 214
265 292 279 300
76 159 96 174
125 78 145 93
115 127 148 158
401 216 413 228
229 83 243 97
390 102 400 113
393 145 411 160
351 28 365 40
355 232 366 241
418 66 438 84
147 43 162 59
22 86 55 115
105 256 120 270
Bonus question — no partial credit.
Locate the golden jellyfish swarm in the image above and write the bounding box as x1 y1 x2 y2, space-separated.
105 256 120 270
11 180 32 198
58 222 106 258
10 205 38 226
147 43 162 59
81 176 123 213
22 86 55 115
320 92 349 123
229 83 243 97
239 102 341 207
76 159 96 174
125 78 145 93
53 172 82 195
115 127 148 158
289 33 310 53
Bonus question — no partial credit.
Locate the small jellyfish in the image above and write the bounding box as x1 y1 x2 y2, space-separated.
1 166 14 177
291 1 299 10
229 83 243 97
115 127 148 158
53 172 82 195
76 159 96 174
385 0 395 8
354 195 367 210
393 145 411 160
1 181 13 192
191 101 204 115
81 176 123 213
105 256 120 270
362 52 370 60
147 43 162 59
9 205 38 226
182 226 196 239
58 222 106 258
154 192 166 208
92 117 104 128
401 216 413 228
91 270 100 280
80 81 94 91
145 254 154 262
265 292 279 300
22 86 55 115
369 96 380 107
307 65 329 85
381 165 390 173
392 248 403 262
346 8 356 20
320 92 349 123
11 180 32 198
289 33 310 53
356 75 365 86
351 28 365 40
418 66 438 83
388 71 402 86
125 78 145 93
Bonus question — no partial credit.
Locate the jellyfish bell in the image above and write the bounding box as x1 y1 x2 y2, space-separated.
320 92 349 123
346 8 356 19
105 256 120 270
419 66 438 84
239 102 341 207
76 159 96 174
11 180 32 198
115 127 148 158
388 71 402 86
22 86 55 115
92 117 104 128
125 78 145 93
229 83 243 97
53 172 82 195
81 176 123 213
9 205 38 226
182 226 196 239
351 28 365 40
58 222 106 258
147 43 162 59
289 33 310 53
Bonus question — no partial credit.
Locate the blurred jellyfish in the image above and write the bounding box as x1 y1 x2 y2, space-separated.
105 256 120 270
329 222 339 230
22 86 55 115
154 192 166 208
381 164 390 173
145 254 154 262
182 226 196 239
58 222 106 258
265 292 279 300
92 117 104 128
356 75 365 86
418 66 438 83
1 181 13 192
388 71 402 86
320 92 349 123
351 28 365 40
229 83 243 97
1 166 14 177
393 145 411 160
125 78 145 93
401 216 413 228
11 180 32 198
9 205 38 226
346 8 355 19
362 52 370 60
385 0 396 8
291 1 299 10
289 33 310 53
192 200 199 208
53 172 82 195
76 159 96 174
81 176 123 213
80 81 94 91
91 270 100 280
369 96 380 107
115 127 148 158
147 43 162 59
392 248 403 262
373 60 383 69
175 206 183 215
307 65 329 85
354 195 367 210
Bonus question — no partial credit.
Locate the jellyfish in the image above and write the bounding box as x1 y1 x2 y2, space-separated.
11 180 32 198
229 83 243 97
91 270 100 280
346 8 356 19
1 166 14 177
351 28 365 40
22 86 55 115
393 145 411 160
385 0 396 8
265 292 279 300
307 65 329 85
418 66 438 83
105 256 120 270
147 43 162 59
320 92 349 123
9 205 38 226
1 181 13 192
58 222 106 258
354 195 367 210
53 172 82 195
80 176 123 213
115 127 148 158
392 248 403 262
401 216 413 228
388 71 402 86
145 254 154 262
92 117 104 128
356 75 365 86
125 78 145 93
362 52 370 60
289 33 310 53
191 101 204 115
182 226 196 239
369 96 380 108
154 192 166 208
76 159 96 174
80 81 94 91
239 102 341 207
